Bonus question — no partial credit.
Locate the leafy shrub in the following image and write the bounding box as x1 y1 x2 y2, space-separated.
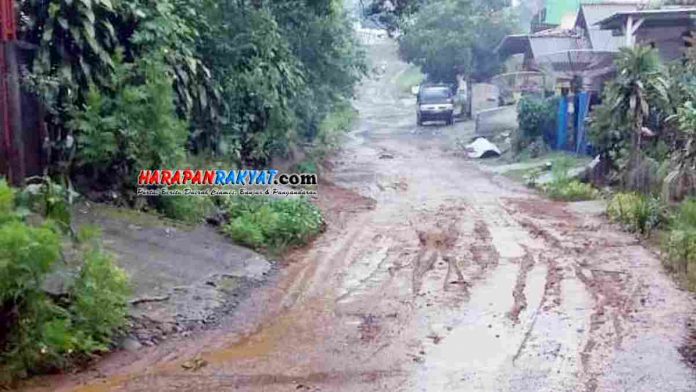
16 178 77 230
312 101 358 157
0 213 64 379
0 179 13 220
517 96 558 146
0 220 61 306
607 192 664 235
0 183 129 382
294 160 319 175
546 180 598 202
157 194 216 224
543 157 597 201
68 249 130 352
69 52 187 189
663 199 696 290
226 218 266 249
223 197 323 251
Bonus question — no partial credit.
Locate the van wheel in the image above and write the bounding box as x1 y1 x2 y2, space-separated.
417 116 423 126
447 115 454 126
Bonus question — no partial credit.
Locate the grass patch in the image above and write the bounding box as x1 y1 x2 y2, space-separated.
542 156 597 201
663 199 696 291
607 192 664 235
156 192 216 224
316 101 358 150
222 196 323 253
395 65 425 94
293 160 318 174
299 100 358 173
545 180 598 201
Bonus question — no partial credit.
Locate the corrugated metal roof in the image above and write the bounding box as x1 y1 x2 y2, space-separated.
532 27 579 37
495 34 530 56
597 8 696 29
496 28 581 56
576 2 641 51
578 2 641 26
529 36 583 57
587 29 624 51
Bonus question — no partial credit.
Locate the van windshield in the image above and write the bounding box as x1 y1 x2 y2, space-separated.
419 88 451 103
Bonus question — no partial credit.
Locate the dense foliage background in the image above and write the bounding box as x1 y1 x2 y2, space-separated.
396 0 514 83
18 0 366 194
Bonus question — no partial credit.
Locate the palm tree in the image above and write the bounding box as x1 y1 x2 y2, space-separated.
610 46 668 168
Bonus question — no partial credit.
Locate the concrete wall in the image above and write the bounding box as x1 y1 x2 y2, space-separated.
471 83 499 116
475 105 518 138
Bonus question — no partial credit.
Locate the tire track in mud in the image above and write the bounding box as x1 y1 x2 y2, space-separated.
504 200 598 363
507 248 536 324
500 197 656 392
470 220 500 270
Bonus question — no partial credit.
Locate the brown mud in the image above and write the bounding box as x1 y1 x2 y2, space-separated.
21 36 695 392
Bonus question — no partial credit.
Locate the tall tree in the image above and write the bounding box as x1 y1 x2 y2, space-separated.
611 47 668 166
270 0 366 140
398 0 514 83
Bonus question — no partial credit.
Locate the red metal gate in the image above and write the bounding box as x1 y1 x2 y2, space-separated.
0 0 23 184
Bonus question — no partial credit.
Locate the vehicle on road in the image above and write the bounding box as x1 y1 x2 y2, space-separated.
416 84 455 126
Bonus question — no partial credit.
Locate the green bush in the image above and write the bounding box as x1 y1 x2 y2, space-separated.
314 101 358 156
69 52 187 189
517 96 558 144
546 180 598 202
294 160 318 175
16 178 76 230
543 157 597 201
222 197 323 251
226 218 266 249
157 194 216 224
0 179 13 220
0 220 61 306
0 183 129 382
68 249 130 352
663 199 696 291
607 192 664 235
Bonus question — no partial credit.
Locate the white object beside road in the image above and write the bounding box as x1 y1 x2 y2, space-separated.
465 137 501 159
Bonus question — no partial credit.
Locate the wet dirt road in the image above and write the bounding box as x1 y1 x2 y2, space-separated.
36 38 696 392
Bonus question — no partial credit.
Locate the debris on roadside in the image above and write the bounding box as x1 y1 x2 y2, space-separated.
465 137 501 159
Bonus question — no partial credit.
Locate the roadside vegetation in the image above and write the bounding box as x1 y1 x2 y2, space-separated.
607 193 664 236
500 45 695 291
528 157 598 202
222 196 324 253
2 0 364 380
514 96 559 156
588 46 696 289
663 200 696 291
0 180 129 383
19 0 364 211
396 0 514 84
294 100 359 175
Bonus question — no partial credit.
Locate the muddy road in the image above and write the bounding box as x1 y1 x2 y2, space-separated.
32 38 696 392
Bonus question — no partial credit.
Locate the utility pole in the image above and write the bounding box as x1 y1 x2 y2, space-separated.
0 0 23 185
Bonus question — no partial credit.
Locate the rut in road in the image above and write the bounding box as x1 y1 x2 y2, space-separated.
30 35 695 392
